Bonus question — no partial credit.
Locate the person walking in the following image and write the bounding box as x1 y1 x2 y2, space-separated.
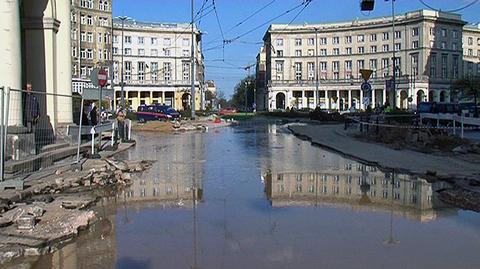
23 83 40 132
89 102 98 126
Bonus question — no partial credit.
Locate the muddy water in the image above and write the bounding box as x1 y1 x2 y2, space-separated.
25 123 480 269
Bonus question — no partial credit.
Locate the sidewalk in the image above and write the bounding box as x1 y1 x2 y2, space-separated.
288 124 480 178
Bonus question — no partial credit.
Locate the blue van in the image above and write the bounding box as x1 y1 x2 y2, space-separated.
137 105 181 122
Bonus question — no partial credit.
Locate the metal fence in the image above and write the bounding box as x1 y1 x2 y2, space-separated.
0 86 124 189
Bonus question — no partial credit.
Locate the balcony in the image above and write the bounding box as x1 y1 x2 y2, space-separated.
116 79 199 87
268 75 429 88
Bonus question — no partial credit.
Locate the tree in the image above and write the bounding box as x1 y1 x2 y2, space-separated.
216 90 229 109
205 90 216 110
451 75 480 117
231 75 255 110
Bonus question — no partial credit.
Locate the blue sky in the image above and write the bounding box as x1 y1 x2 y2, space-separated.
113 0 480 97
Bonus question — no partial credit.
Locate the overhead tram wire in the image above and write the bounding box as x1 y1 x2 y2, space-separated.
204 0 277 46
418 0 480 12
197 0 210 27
212 0 226 59
203 0 310 52
168 2 214 47
281 0 313 31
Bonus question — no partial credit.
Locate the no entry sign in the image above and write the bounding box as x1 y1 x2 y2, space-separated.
98 68 108 87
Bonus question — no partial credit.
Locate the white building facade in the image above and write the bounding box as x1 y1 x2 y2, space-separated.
262 10 467 111
112 19 204 111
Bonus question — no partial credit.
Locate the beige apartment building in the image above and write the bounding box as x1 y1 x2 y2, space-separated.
112 19 204 111
462 23 480 78
71 0 113 93
260 10 469 111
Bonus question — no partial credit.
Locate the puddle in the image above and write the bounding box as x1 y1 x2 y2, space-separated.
13 123 480 269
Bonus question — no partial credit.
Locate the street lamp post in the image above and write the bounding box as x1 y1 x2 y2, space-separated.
117 16 131 110
190 0 196 119
391 0 397 109
315 27 320 108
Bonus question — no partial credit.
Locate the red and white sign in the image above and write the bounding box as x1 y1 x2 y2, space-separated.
98 68 108 87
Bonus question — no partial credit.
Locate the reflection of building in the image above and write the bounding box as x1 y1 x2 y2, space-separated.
256 46 267 111
260 9 471 111
70 0 113 93
121 133 204 208
112 19 204 111
264 164 449 222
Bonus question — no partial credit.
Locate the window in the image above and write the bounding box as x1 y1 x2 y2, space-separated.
81 0 93 9
468 49 473 56
124 48 131 55
441 28 447 37
345 47 352 55
430 27 435 36
333 48 339 55
295 38 302 46
320 37 327 45
441 54 448 78
412 27 419 36
307 38 315 46
125 36 132 44
275 61 284 80
151 49 158 57
357 35 365 43
369 59 377 78
394 30 401 39
124 61 131 81
295 50 302 57
182 49 189 57
80 49 86 59
86 15 93 26
275 38 284 46
453 55 459 79
468 37 473 45
333 36 339 44
394 57 401 76
294 62 302 81
382 44 389 52
97 33 103 43
411 54 418 76
86 32 93 43
307 62 315 80
452 43 457 50
307 49 314 56
274 50 282 57
440 42 446 49
163 62 171 81
357 60 365 77
345 36 352 44
358 46 365 54
320 49 327 56
345 60 352 79
138 49 145 56
164 49 171 56
412 41 419 49
80 31 86 42
332 61 339 71
99 17 109 27
86 49 93 59
383 32 389 40
382 58 389 77
370 33 377 41
80 14 86 25
151 37 158 45
98 49 103 60
370 45 377 53
452 30 458 38
151 62 158 82
182 62 190 81
113 35 119 43
430 53 437 77
138 62 145 82
320 62 327 78
163 38 171 46
99 0 109 11
395 43 401 51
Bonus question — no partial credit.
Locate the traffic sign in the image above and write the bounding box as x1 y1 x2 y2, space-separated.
359 69 373 81
98 68 108 87
90 68 99 87
361 81 372 92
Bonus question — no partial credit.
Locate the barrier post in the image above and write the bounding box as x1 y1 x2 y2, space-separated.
89 126 100 159
76 98 84 164
461 115 464 139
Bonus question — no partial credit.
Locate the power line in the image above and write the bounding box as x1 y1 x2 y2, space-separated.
418 0 480 13
204 0 309 51
212 0 225 41
281 0 313 31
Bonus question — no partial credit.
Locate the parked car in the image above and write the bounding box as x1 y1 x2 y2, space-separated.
219 108 237 115
137 105 180 122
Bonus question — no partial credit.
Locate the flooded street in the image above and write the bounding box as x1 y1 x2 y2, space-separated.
29 123 480 269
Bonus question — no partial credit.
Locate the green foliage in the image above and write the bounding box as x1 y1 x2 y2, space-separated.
231 75 255 109
452 75 480 116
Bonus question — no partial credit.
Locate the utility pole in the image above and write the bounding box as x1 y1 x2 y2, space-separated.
191 0 196 119
315 27 320 108
118 16 129 110
391 0 396 109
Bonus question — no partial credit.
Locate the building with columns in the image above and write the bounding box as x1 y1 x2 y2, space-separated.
0 0 73 129
112 18 204 111
260 10 469 111
462 23 480 78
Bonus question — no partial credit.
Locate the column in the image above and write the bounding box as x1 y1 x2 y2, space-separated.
0 0 22 126
372 89 376 108
162 91 165 105
325 90 328 109
149 91 153 105
336 90 340 110
360 89 364 110
348 90 352 109
383 89 387 107
55 0 73 124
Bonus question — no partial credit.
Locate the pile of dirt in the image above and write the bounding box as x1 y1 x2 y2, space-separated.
132 121 175 133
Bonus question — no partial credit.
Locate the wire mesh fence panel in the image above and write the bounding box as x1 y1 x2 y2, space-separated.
2 88 85 178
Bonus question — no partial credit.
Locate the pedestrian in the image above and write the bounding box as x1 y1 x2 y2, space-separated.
23 82 40 133
89 103 98 126
116 108 126 142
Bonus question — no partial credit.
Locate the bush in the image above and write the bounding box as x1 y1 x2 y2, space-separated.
309 108 345 122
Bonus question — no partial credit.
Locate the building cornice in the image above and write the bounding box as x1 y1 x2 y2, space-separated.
22 17 61 32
